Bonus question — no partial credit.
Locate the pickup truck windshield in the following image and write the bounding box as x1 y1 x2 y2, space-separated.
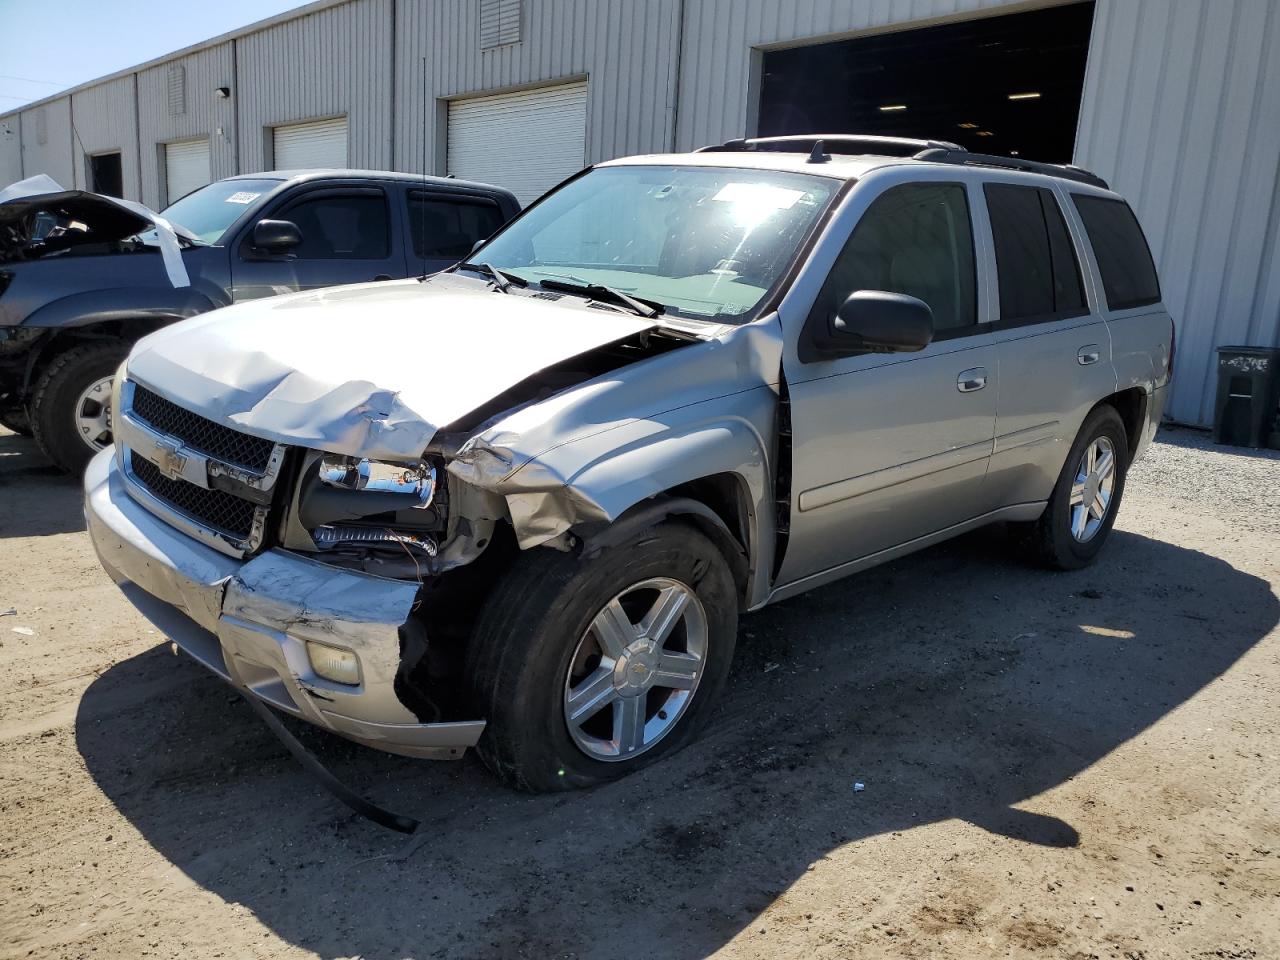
160 178 282 243
476 165 837 323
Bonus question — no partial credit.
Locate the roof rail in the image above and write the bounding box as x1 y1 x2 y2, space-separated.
695 134 964 158
912 147 1109 189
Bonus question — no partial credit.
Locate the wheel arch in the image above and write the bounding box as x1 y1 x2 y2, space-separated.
1096 386 1147 459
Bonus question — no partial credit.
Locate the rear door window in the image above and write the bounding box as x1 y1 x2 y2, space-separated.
984 183 1087 324
407 192 506 261
1072 195 1161 310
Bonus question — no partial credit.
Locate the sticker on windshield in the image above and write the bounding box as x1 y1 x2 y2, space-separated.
712 183 805 210
225 191 261 204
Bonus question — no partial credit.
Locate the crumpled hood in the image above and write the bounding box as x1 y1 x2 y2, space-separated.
126 278 657 460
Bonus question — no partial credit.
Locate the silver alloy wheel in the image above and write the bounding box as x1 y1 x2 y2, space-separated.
74 375 114 452
1068 435 1116 542
563 576 709 762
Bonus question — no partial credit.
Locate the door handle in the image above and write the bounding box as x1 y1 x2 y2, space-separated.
1077 345 1101 365
957 367 987 392
372 274 393 281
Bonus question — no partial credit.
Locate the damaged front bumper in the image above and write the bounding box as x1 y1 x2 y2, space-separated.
84 448 484 759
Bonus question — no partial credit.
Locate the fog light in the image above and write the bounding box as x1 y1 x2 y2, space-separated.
307 641 361 685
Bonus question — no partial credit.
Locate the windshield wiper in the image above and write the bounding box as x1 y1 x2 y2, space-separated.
536 277 664 319
454 261 526 292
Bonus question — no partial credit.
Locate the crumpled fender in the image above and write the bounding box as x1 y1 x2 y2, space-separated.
447 318 783 602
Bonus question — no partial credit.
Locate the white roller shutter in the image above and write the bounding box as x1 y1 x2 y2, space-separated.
273 117 348 170
164 137 211 204
447 81 587 206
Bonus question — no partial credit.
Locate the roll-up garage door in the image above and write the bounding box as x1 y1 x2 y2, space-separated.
273 117 348 169
447 81 587 206
164 137 211 204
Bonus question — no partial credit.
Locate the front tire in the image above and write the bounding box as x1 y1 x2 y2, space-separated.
467 522 738 791
1016 404 1129 570
30 342 127 474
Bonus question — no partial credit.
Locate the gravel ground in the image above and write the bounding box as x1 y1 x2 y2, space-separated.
0 423 1277 960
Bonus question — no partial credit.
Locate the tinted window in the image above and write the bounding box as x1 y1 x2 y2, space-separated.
812 182 977 333
985 183 1086 323
1073 195 1161 310
281 192 389 259
407 193 505 260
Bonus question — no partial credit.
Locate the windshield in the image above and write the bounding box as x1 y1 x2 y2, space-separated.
474 165 838 323
159 178 282 243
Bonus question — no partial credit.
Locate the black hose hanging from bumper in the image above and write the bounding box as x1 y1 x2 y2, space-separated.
238 689 420 835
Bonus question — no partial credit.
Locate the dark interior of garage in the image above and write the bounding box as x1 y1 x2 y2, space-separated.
758 2 1096 163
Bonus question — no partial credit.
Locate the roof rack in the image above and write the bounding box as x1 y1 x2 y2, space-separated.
692 133 1109 189
695 135 964 158
912 147 1109 189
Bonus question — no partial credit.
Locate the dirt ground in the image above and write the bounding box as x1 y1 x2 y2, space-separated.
1 424 1277 960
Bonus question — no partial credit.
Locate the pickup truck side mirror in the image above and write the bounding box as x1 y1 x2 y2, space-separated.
469 239 485 256
252 219 302 254
812 290 934 358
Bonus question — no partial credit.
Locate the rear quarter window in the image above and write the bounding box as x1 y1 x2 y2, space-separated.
1072 195 1161 310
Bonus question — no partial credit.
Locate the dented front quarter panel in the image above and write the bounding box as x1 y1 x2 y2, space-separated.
448 317 784 607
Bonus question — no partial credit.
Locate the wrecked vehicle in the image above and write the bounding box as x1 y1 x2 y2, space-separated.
0 171 518 472
84 135 1173 791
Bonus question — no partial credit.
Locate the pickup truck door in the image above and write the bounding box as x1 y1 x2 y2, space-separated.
980 181 1119 508
229 183 407 301
777 177 1000 587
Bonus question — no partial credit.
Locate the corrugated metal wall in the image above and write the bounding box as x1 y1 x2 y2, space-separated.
1 0 1276 424
1076 0 1280 425
0 116 21 185
18 97 74 188
70 75 141 199
393 0 681 174
236 0 393 171
136 43 236 208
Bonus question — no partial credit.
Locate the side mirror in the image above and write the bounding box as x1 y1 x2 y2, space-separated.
252 219 301 253
813 290 934 358
469 239 485 256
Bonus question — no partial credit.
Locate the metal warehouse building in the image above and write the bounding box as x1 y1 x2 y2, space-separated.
2 0 1278 426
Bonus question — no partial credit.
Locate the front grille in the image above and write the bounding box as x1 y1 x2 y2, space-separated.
131 385 275 473
130 451 258 540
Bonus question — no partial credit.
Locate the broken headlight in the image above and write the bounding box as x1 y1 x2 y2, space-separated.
318 454 436 509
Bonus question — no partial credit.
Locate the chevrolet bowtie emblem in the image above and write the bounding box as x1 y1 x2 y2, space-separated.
153 439 187 480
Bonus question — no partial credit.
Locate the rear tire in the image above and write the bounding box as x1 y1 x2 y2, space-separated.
1015 405 1129 570
30 342 127 474
466 522 738 792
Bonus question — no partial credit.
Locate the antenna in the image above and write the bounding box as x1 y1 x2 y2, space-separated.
420 55 428 279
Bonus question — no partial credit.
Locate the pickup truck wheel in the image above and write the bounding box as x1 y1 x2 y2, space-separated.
467 522 738 791
0 407 32 437
1016 405 1129 570
31 342 127 474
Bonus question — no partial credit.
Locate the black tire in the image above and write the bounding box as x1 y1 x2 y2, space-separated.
0 406 32 437
467 521 738 792
1015 404 1129 570
30 342 128 474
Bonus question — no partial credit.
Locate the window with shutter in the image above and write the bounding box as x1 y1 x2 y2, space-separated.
167 65 186 117
479 0 522 49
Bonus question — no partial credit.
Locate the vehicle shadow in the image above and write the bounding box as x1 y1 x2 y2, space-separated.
74 528 1277 959
0 430 85 537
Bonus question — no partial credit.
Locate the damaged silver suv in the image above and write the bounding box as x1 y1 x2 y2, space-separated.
85 135 1173 790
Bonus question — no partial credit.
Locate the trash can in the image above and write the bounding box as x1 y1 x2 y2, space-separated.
1213 346 1280 449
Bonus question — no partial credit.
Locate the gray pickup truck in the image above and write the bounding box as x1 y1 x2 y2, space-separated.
84 135 1173 791
0 170 518 472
